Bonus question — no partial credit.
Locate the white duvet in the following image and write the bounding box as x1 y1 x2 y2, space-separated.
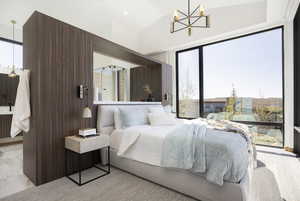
112 125 180 166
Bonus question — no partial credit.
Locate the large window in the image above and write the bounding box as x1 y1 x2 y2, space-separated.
177 49 200 118
176 27 284 147
0 38 22 70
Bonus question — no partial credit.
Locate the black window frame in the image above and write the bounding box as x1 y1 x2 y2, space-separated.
176 26 285 148
0 36 22 46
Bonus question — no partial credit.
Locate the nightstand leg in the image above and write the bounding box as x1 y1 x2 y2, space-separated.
65 149 68 176
78 153 82 185
108 146 110 173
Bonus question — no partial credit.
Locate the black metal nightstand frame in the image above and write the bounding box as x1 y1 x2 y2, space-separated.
65 146 110 186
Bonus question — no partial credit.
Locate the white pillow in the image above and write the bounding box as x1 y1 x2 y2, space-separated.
114 109 123 129
99 107 115 127
119 107 149 128
148 113 177 126
99 126 114 135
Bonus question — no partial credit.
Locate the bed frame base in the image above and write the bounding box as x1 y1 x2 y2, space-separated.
103 150 252 201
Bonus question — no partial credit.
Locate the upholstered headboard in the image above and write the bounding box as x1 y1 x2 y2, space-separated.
97 102 163 134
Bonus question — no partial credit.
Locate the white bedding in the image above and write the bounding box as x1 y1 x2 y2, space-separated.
109 122 255 186
110 125 180 166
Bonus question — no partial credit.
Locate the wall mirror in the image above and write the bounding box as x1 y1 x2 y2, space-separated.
93 52 166 103
93 52 139 102
0 38 22 110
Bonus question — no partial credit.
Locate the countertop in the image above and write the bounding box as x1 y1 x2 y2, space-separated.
0 106 14 115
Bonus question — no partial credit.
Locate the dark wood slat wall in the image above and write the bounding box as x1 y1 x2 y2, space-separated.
23 11 172 185
23 12 38 184
130 65 162 102
129 64 172 105
0 73 19 106
294 7 300 154
0 74 18 139
91 35 160 67
0 115 12 138
23 12 94 185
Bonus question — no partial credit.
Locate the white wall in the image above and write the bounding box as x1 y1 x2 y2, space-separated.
284 21 294 148
110 20 141 52
139 2 267 54
0 24 22 42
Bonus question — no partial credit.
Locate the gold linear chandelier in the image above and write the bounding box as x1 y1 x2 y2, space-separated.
170 0 210 36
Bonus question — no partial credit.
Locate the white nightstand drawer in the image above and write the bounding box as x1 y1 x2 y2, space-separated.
65 135 109 154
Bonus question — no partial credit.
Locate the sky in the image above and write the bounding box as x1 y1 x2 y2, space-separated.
178 28 283 99
0 40 23 69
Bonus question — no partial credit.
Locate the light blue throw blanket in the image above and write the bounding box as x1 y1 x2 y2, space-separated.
161 123 249 186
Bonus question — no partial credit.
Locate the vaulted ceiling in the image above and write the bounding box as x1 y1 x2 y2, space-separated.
0 0 296 54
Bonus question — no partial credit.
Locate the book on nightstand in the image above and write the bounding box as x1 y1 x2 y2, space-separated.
79 128 97 137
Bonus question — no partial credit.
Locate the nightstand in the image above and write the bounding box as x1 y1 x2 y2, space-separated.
65 135 110 186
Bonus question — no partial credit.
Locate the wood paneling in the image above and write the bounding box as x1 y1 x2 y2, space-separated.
129 64 172 105
0 73 19 106
92 35 160 67
0 115 12 138
23 12 38 184
0 74 18 139
23 12 94 185
130 66 162 102
23 11 172 185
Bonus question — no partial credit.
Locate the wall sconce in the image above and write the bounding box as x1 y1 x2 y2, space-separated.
164 93 169 101
78 85 87 99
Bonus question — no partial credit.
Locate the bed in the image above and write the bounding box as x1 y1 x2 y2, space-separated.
97 103 258 201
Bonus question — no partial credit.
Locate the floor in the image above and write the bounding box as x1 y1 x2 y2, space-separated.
0 143 299 201
0 143 34 199
256 146 300 201
0 167 197 201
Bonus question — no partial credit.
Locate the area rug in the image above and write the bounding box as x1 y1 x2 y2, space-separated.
0 167 283 201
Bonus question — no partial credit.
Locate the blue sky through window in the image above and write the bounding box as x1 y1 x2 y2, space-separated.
203 28 282 99
178 28 283 100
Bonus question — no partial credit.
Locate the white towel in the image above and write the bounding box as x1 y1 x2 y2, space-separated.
10 70 31 137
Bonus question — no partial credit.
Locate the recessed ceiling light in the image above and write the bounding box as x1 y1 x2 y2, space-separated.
123 11 128 16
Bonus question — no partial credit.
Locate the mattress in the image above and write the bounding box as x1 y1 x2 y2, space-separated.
110 125 180 166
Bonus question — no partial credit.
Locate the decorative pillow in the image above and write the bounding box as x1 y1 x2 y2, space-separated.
98 107 115 127
119 108 149 128
99 126 114 135
114 108 123 129
148 113 177 126
148 106 165 114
